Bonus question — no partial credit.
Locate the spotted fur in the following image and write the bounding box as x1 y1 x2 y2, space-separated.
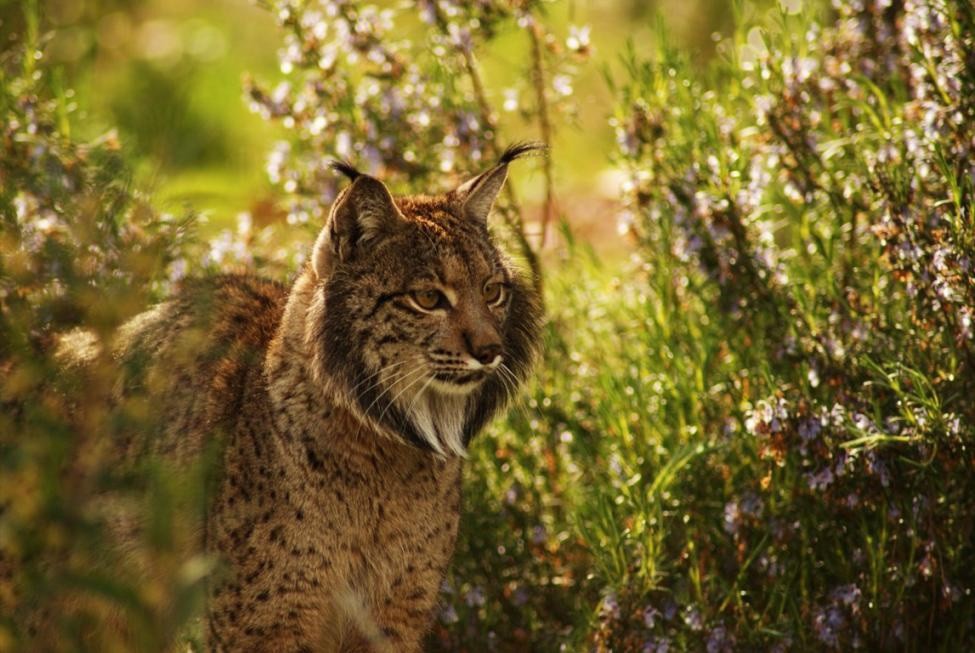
56 148 543 651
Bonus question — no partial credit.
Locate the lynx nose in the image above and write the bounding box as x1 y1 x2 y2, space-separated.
473 342 502 366
461 321 502 367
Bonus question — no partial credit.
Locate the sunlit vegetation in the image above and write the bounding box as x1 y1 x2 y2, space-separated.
2 0 974 650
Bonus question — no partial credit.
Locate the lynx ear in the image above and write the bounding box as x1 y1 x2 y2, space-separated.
313 166 403 278
454 141 546 224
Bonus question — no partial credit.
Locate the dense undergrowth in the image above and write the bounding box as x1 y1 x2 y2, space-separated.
2 1 974 651
442 2 975 651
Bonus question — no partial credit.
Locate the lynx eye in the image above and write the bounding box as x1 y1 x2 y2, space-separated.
483 281 506 305
412 289 448 311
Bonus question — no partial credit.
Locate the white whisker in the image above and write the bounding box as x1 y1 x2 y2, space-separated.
377 366 432 424
378 366 444 455
360 366 423 415
498 363 534 426
343 355 528 458
349 359 413 400
404 376 436 430
354 361 427 440
411 382 468 458
497 363 519 396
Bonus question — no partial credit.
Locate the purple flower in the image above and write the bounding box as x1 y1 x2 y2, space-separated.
813 606 845 647
798 416 823 442
806 466 834 491
769 637 793 653
706 623 736 653
740 492 764 518
865 451 891 487
599 592 621 621
851 412 877 433
464 585 485 607
661 598 678 620
642 637 671 653
512 585 529 606
723 500 742 535
566 25 591 53
830 584 861 611
439 603 459 624
643 605 660 628
503 484 519 505
531 525 547 545
168 258 187 282
683 606 704 631
552 74 574 97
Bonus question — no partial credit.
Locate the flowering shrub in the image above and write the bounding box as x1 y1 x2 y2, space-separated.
436 0 975 651
247 0 588 281
583 0 974 648
0 32 213 650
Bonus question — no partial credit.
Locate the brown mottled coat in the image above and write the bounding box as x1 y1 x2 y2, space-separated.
81 145 543 652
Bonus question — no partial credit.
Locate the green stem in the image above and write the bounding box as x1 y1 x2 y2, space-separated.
23 0 40 78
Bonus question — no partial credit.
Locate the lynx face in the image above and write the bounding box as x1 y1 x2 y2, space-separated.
374 215 510 396
308 145 543 457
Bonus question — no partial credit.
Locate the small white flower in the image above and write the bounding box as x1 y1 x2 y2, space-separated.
552 74 573 97
503 88 519 112
309 115 327 135
236 212 252 236
566 25 591 53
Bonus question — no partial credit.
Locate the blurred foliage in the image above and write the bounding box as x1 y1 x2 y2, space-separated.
247 0 603 281
0 15 215 650
3 0 975 651
0 0 283 226
109 59 232 169
2 0 762 233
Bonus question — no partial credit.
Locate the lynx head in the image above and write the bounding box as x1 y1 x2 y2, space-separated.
305 143 544 457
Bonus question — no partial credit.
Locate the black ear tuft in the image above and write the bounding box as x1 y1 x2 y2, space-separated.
454 142 547 224
328 159 362 182
498 141 547 166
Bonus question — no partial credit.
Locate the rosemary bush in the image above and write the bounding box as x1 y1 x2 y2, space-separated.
445 0 975 650
0 33 206 650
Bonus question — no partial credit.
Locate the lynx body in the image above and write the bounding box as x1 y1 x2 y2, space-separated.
90 146 542 651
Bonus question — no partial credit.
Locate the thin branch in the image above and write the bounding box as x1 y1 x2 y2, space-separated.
462 43 543 290
528 20 557 249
